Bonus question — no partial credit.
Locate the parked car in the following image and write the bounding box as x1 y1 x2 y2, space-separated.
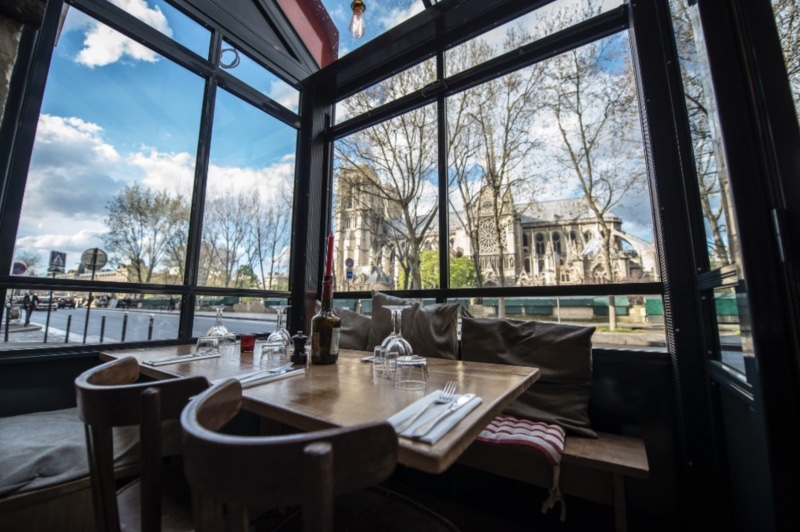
57 296 76 309
33 295 58 310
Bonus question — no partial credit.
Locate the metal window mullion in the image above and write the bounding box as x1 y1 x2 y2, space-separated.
436 46 449 302
179 29 221 341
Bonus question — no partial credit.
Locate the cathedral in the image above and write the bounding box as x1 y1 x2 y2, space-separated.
334 177 657 291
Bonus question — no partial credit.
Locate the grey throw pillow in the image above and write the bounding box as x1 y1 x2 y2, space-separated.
337 308 371 351
461 317 597 437
366 292 459 360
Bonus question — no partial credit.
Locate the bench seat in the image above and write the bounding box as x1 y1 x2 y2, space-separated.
458 431 649 532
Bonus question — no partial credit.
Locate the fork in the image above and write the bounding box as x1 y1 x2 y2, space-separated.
395 380 457 432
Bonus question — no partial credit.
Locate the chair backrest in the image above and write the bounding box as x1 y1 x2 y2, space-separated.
75 356 209 532
181 379 398 532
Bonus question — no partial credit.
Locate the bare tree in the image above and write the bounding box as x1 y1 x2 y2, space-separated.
203 193 256 287
448 28 544 288
246 190 292 290
336 61 439 289
542 4 645 329
773 0 800 116
103 183 186 283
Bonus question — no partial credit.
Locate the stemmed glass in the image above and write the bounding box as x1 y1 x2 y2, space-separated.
205 306 236 354
266 305 292 350
380 305 413 357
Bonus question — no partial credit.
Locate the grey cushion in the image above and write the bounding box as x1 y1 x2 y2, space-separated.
461 318 597 437
366 292 459 360
338 308 372 351
0 407 182 496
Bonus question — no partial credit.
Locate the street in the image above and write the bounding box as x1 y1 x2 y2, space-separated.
2 308 277 346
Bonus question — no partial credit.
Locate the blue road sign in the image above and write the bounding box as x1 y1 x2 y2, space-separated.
49 250 66 272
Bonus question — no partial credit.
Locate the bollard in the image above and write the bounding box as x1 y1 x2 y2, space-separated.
65 315 72 343
3 306 9 343
121 312 128 342
100 316 106 343
148 314 154 340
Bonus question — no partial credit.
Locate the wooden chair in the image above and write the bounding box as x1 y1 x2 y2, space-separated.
181 379 460 532
75 356 209 532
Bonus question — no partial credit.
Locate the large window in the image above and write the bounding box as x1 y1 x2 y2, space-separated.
2 0 300 351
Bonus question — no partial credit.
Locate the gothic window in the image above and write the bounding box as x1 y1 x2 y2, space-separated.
538 259 545 273
535 233 545 254
522 233 529 247
524 258 531 273
584 231 592 243
570 231 577 244
552 232 562 254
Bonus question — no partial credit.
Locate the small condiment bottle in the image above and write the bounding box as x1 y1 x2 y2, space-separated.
291 331 308 365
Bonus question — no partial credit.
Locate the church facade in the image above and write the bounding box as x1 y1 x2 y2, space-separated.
334 184 657 291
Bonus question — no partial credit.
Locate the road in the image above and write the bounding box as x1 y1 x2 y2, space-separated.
25 308 277 344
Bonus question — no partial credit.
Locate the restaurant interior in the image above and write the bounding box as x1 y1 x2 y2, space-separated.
0 1 799 531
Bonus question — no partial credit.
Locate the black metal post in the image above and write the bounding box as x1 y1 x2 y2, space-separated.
147 314 154 340
65 315 71 343
100 315 106 343
43 271 54 342
3 303 9 342
83 249 98 344
121 312 128 341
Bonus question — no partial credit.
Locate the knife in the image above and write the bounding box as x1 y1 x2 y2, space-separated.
239 362 294 383
411 393 476 438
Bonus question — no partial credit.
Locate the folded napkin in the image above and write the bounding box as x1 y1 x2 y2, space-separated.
235 367 305 389
143 352 221 366
388 391 482 444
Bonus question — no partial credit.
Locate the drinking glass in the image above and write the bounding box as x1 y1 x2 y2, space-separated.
373 346 388 380
196 336 220 356
206 306 236 354
266 305 292 353
240 333 256 354
380 305 413 357
260 343 287 370
395 355 428 390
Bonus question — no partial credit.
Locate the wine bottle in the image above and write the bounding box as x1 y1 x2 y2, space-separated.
310 274 340 365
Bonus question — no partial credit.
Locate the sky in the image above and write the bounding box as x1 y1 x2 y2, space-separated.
13 0 297 274
12 0 653 277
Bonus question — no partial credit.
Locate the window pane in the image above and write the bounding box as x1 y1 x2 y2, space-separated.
219 40 299 113
199 89 296 289
772 0 800 119
713 287 752 375
333 104 439 291
448 32 655 289
446 0 622 76
12 10 203 285
670 0 740 269
190 296 289 338
101 0 211 58
447 295 666 350
335 58 436 124
1 288 182 349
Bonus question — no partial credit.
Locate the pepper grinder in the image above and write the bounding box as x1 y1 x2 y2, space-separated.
291 331 308 365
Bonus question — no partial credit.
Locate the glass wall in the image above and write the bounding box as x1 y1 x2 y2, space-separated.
2 0 300 352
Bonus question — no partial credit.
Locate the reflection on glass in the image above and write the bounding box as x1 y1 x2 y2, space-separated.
190 297 289 338
200 89 296 288
335 59 436 124
219 40 299 112
448 32 652 289
445 0 621 76
771 0 800 120
333 104 439 291
103 0 211 58
670 0 739 269
12 9 202 284
0 290 183 349
714 287 752 375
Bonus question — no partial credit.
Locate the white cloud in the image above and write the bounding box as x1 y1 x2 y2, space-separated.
376 2 425 32
75 0 172 67
267 81 299 113
207 154 296 202
128 149 196 194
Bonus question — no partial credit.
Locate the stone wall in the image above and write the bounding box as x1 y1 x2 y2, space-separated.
0 14 22 125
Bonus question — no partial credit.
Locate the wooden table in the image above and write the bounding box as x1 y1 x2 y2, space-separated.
100 346 539 474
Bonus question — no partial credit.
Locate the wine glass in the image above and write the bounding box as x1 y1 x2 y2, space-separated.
266 304 292 353
206 306 236 355
380 305 413 357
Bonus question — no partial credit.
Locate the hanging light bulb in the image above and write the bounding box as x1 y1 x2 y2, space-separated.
349 0 366 39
